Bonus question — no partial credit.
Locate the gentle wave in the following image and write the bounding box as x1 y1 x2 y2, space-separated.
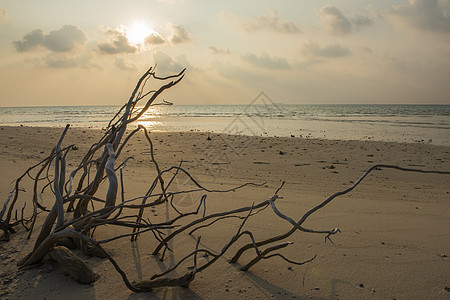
0 104 449 146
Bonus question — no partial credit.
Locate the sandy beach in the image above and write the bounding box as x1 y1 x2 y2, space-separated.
1 125 449 299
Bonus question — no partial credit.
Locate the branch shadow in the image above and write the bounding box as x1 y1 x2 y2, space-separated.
234 264 322 300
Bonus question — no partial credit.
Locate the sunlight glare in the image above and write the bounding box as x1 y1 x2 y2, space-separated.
137 120 160 130
124 22 155 45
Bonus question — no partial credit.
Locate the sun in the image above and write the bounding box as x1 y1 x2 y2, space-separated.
124 22 155 45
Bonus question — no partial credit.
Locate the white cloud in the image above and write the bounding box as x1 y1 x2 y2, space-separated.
45 25 87 52
301 41 351 58
98 30 138 54
389 0 450 34
169 24 192 44
231 9 301 34
319 6 373 35
13 25 87 52
241 52 291 70
153 51 189 75
13 29 44 52
12 25 96 69
145 33 166 45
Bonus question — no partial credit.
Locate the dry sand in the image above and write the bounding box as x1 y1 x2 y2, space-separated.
0 125 449 299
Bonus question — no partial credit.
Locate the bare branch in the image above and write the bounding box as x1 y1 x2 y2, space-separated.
3 65 449 294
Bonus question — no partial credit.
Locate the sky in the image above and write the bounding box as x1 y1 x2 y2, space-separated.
0 0 449 106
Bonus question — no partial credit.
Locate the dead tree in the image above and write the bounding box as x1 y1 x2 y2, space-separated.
1 66 449 292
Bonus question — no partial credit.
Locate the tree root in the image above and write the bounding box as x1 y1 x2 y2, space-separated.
48 246 99 284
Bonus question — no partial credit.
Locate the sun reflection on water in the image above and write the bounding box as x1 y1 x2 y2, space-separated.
135 106 165 130
136 120 161 130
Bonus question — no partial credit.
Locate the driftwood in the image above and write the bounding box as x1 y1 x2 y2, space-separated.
1 66 449 293
48 246 98 284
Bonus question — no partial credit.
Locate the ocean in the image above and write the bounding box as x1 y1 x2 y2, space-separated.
0 104 449 146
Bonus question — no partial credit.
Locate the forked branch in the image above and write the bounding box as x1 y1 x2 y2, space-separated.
2 66 449 294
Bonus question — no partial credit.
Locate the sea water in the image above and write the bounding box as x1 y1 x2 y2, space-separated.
0 104 449 146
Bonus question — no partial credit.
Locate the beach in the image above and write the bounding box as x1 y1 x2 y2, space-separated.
1 125 449 299
1 104 449 147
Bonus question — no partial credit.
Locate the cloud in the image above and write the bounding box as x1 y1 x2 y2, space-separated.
13 29 45 52
241 52 291 70
319 6 373 35
353 15 374 27
169 24 192 44
45 25 87 52
0 7 7 24
389 0 450 34
145 33 166 45
114 58 136 71
12 25 95 69
211 60 267 83
98 31 138 54
13 25 87 52
209 46 230 55
153 51 189 75
301 41 351 58
41 53 93 68
292 58 323 70
232 9 301 34
319 6 352 35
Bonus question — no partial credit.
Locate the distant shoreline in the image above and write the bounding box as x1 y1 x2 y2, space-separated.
1 103 450 108
0 104 449 146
